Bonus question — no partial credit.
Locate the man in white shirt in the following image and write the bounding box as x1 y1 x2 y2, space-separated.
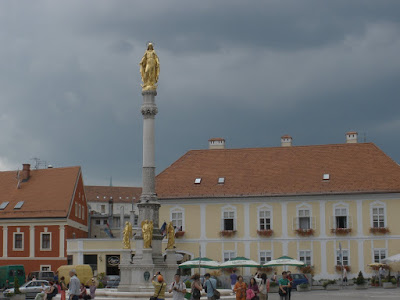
169 274 186 300
68 270 81 300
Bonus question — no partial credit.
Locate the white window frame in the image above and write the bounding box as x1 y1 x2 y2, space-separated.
370 201 387 228
82 206 85 220
101 204 106 214
223 251 236 262
221 205 237 231
259 250 272 265
332 202 351 229
40 231 52 251
75 202 78 217
373 248 387 263
336 249 350 266
299 250 312 266
78 204 82 219
294 203 315 230
13 230 24 251
170 206 185 231
258 205 273 231
40 265 51 271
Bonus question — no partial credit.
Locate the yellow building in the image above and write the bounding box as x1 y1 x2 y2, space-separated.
68 133 400 279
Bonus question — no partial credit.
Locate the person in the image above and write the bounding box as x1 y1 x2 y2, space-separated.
54 271 59 283
230 270 238 290
271 272 277 282
286 271 293 300
152 272 167 300
190 274 203 300
79 283 89 299
34 283 49 300
278 272 290 300
247 278 259 300
255 273 269 300
68 269 81 300
3 280 10 291
168 274 186 300
343 267 348 286
233 276 246 300
60 276 67 300
89 279 97 299
32 276 37 281
203 273 217 300
379 266 385 286
45 281 58 300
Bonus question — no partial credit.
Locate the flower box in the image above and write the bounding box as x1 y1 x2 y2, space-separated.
220 230 236 237
335 265 351 272
257 229 273 237
257 267 274 273
298 265 314 275
295 228 314 236
331 228 352 235
369 227 390 234
175 231 185 238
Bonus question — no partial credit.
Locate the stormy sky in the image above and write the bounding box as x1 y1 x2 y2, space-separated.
0 1 400 187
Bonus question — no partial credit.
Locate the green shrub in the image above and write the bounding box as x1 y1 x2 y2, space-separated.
322 280 336 288
269 281 278 287
355 271 366 285
97 281 104 289
14 277 21 294
299 283 309 288
391 278 397 285
185 280 191 288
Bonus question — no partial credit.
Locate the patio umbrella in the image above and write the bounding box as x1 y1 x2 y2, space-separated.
382 254 400 272
179 257 220 269
220 257 261 268
263 256 305 267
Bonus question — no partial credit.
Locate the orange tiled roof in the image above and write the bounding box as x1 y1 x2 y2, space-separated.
156 143 400 199
85 186 141 204
0 166 81 219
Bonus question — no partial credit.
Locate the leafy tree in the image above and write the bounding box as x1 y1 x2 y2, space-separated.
14 277 21 294
355 271 366 285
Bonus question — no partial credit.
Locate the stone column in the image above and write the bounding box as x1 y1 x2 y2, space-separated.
29 225 35 258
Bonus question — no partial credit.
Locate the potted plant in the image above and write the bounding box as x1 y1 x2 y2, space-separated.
7 277 26 300
323 280 339 290
369 227 390 234
335 265 351 272
268 281 279 293
257 267 274 274
355 271 368 289
175 230 185 238
220 230 236 237
296 283 310 292
298 265 314 276
257 229 273 237
382 273 397 289
295 228 314 236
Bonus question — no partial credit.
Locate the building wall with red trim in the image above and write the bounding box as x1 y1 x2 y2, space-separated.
34 225 60 258
64 226 87 257
7 226 30 257
68 173 88 227
0 226 3 257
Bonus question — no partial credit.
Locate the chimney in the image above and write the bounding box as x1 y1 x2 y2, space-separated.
281 135 292 147
22 164 31 181
208 138 225 149
346 131 358 143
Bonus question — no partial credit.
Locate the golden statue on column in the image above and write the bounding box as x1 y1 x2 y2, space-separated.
141 220 154 248
122 221 133 249
140 43 160 91
166 222 176 250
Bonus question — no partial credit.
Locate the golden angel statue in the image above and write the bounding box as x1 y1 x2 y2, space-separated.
122 221 133 249
142 220 154 248
139 43 160 91
166 222 176 250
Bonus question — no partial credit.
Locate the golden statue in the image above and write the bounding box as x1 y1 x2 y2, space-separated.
139 43 160 91
141 219 154 248
122 221 133 249
166 222 176 250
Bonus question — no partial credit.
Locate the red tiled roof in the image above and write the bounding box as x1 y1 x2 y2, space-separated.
0 166 81 219
85 186 141 204
156 143 400 199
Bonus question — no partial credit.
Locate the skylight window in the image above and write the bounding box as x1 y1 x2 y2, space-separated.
0 202 9 210
218 177 225 184
14 201 24 209
323 174 330 180
194 178 202 184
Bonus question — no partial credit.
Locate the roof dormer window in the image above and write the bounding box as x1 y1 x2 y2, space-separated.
323 174 330 180
194 178 202 184
218 177 225 184
0 202 9 210
14 201 24 209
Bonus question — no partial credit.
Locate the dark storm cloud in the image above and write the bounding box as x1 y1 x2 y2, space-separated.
0 0 400 186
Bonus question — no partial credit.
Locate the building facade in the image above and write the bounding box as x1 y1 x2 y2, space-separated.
68 133 400 279
0 164 88 274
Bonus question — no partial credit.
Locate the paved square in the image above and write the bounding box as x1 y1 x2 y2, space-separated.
268 288 399 300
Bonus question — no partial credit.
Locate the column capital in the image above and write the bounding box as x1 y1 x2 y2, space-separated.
141 105 158 117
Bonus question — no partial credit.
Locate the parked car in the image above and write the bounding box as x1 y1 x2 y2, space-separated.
105 275 120 288
27 271 55 282
3 280 49 300
289 273 308 289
